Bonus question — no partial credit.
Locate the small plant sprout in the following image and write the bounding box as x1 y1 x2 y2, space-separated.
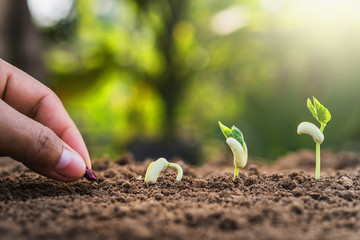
297 97 331 179
144 158 183 182
218 121 248 180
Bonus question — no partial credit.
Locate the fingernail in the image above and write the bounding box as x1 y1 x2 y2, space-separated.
54 148 86 179
84 167 97 181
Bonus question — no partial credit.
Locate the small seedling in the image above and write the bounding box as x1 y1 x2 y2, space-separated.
297 97 331 179
145 158 183 182
219 121 248 179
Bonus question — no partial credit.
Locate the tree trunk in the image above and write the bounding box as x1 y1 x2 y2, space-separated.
0 0 46 83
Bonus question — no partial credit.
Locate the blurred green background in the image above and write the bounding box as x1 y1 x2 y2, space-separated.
2 0 360 163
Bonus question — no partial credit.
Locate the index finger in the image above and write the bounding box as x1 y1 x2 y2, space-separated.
0 59 91 169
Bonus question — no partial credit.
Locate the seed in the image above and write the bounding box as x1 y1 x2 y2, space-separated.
84 167 97 181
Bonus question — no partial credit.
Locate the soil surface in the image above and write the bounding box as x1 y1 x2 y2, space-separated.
1 150 360 240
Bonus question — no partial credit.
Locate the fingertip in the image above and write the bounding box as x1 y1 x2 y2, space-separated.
53 148 86 181
61 140 91 169
85 157 92 170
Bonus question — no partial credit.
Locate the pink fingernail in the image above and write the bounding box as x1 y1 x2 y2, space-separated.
54 148 86 179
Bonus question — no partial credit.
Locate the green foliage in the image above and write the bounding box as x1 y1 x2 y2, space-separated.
37 0 360 160
307 97 331 130
307 98 317 121
218 121 232 138
218 121 245 148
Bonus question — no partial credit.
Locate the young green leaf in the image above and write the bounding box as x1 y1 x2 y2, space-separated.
307 97 331 126
307 98 317 120
218 121 245 149
313 97 331 125
229 126 245 148
218 121 231 138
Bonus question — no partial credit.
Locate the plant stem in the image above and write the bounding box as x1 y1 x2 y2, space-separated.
315 143 321 179
168 163 183 181
233 167 239 180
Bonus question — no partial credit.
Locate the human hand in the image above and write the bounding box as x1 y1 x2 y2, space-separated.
0 59 91 182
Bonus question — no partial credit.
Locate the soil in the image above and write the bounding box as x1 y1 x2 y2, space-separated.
1 150 360 240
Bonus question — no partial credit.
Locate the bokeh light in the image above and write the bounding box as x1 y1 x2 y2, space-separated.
27 0 74 27
18 0 360 162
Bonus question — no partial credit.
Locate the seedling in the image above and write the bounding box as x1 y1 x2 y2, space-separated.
297 97 331 179
145 158 183 182
218 121 248 179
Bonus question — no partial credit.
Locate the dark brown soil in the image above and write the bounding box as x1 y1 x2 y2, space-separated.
1 150 360 240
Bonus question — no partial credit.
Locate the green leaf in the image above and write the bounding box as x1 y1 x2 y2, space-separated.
218 121 245 148
229 126 245 147
307 98 317 120
307 97 331 126
313 97 331 125
218 121 231 138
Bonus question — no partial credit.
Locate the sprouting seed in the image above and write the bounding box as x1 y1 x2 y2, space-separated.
145 158 183 182
219 121 248 179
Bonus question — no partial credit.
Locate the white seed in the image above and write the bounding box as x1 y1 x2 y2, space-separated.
226 137 248 168
145 158 169 182
297 122 324 144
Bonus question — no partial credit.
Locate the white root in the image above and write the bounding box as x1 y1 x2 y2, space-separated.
168 163 183 181
297 122 324 144
226 137 248 169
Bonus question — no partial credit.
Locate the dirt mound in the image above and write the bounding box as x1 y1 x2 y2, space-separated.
0 153 360 240
274 149 360 172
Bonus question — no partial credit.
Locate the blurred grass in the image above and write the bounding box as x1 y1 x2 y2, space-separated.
29 0 360 162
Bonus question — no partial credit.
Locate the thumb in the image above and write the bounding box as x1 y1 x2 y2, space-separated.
0 100 86 182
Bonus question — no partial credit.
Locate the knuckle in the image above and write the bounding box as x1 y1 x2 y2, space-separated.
44 89 57 100
34 127 58 161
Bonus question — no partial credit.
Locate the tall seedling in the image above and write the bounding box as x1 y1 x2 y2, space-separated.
297 97 331 179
